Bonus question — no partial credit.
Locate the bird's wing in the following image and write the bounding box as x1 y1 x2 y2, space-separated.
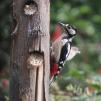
51 39 63 63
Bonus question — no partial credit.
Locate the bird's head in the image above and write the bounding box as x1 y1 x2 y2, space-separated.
58 22 77 38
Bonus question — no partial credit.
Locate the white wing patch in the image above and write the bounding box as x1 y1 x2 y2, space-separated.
66 43 71 58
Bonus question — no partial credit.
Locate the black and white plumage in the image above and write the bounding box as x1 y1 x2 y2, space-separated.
50 22 78 82
58 41 71 68
51 22 77 64
57 22 77 69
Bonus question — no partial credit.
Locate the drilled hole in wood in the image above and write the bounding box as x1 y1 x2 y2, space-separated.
27 51 43 68
24 0 38 15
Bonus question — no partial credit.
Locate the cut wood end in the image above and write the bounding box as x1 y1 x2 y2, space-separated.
24 1 38 16
27 54 43 68
24 5 37 15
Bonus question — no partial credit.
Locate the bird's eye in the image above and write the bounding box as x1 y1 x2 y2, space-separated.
67 25 71 29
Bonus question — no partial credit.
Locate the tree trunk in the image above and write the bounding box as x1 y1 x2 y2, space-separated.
10 0 50 101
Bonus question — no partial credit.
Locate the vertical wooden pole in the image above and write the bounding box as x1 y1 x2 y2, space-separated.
11 0 50 101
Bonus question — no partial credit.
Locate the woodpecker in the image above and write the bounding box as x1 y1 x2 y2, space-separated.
50 22 77 83
50 22 77 64
50 46 80 83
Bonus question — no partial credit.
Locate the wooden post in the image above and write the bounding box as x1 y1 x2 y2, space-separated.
10 0 50 101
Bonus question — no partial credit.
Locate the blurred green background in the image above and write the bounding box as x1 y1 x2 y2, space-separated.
0 0 11 101
0 0 101 101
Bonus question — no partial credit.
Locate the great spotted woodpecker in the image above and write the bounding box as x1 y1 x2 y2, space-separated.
50 22 78 83
50 46 80 83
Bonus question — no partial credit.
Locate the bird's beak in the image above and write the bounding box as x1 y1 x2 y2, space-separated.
58 22 66 27
58 22 70 32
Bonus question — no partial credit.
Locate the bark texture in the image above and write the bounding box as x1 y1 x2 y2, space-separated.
11 0 50 101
